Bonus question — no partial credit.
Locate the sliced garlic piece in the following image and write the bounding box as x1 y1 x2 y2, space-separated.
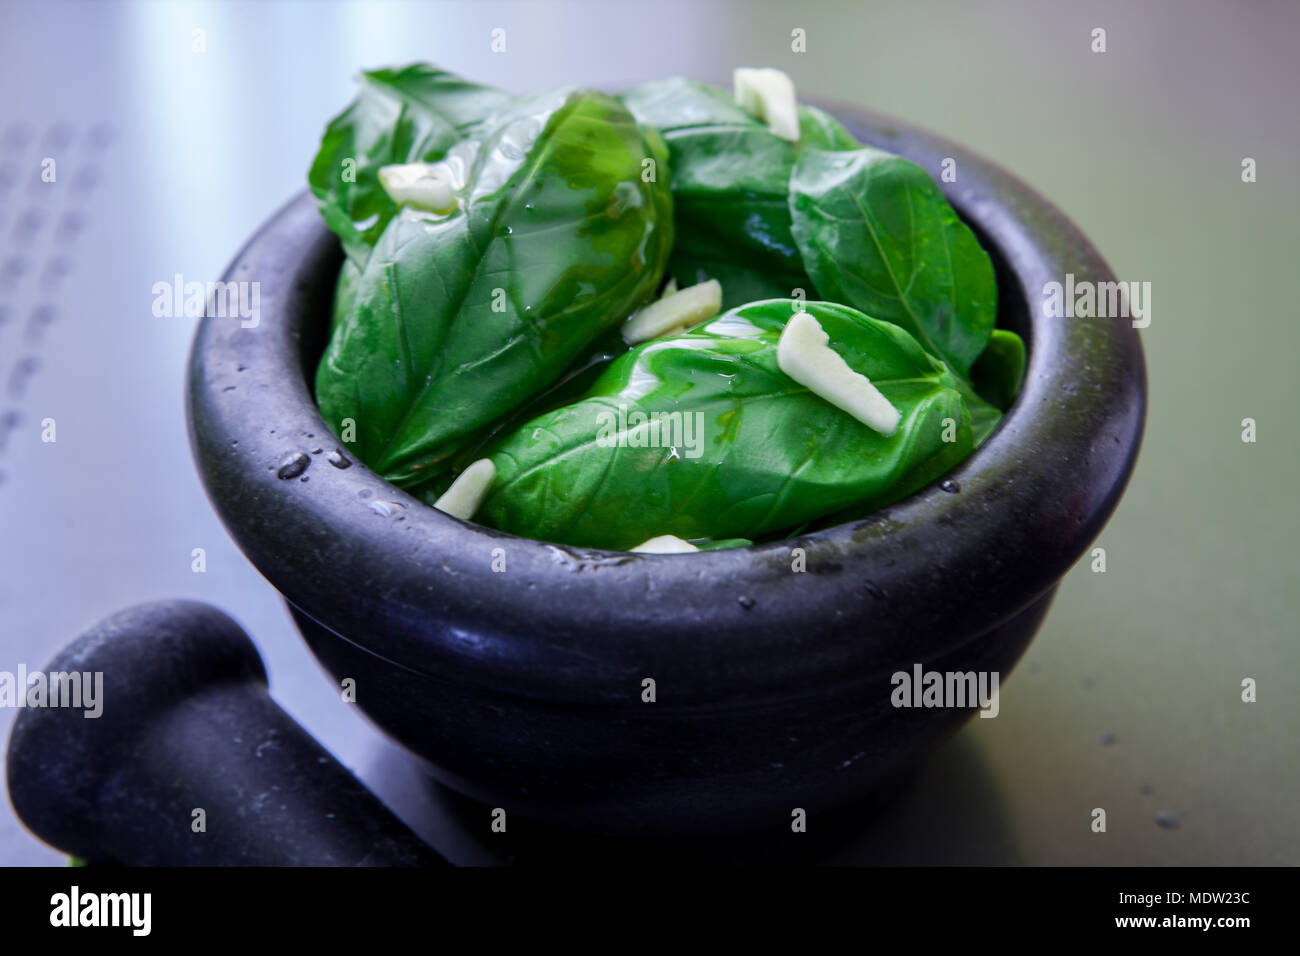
432 458 495 520
733 67 800 142
777 313 900 436
660 277 678 298
378 161 459 214
630 534 699 554
622 279 722 344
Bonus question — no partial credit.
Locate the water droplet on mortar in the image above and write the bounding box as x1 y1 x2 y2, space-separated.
276 452 309 480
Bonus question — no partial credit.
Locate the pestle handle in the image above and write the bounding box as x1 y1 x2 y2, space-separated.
5 600 447 866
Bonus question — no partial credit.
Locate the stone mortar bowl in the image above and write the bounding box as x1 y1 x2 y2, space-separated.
187 101 1146 838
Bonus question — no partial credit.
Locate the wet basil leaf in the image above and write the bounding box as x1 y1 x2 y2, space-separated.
789 146 998 379
619 78 858 310
308 64 516 266
315 88 674 485
475 299 970 550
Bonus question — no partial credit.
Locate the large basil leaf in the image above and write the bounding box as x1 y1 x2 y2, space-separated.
475 299 971 550
788 146 998 379
308 64 516 266
619 78 857 310
315 88 674 485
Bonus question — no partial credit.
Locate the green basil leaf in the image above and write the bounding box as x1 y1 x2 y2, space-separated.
329 258 361 335
810 410 980 531
410 325 637 510
476 299 971 550
966 387 1004 447
797 104 861 151
789 146 998 379
442 325 632 483
690 538 753 551
619 78 857 310
315 89 674 485
308 64 516 266
971 328 1026 411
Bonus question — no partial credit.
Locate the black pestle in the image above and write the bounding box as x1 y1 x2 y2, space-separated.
5 600 447 866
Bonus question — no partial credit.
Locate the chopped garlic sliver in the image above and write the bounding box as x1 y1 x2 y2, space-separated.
630 534 699 554
378 162 459 214
777 313 900 436
660 277 678 298
733 67 800 142
433 459 495 520
622 279 722 344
